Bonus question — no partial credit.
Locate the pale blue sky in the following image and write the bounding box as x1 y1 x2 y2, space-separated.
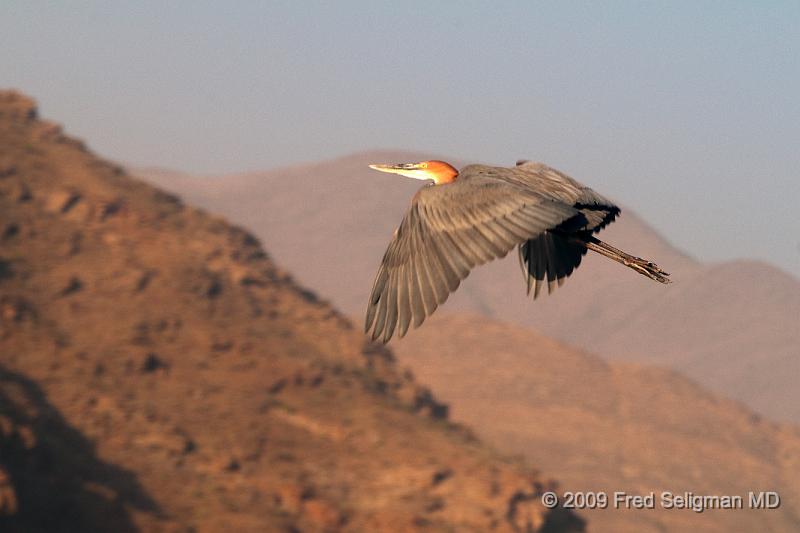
3 2 799 276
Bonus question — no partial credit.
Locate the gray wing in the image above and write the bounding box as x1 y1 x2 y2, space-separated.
365 176 579 342
515 160 620 299
514 159 620 232
513 159 621 297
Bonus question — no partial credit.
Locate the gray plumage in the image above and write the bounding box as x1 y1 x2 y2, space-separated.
365 160 668 343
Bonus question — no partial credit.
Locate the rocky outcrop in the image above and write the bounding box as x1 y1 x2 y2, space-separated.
0 90 582 531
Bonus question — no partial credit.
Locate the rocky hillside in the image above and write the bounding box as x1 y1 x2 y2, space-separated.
0 91 582 532
394 313 800 533
134 152 800 422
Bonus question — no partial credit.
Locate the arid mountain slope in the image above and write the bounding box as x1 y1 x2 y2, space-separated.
395 313 800 533
0 91 582 532
135 153 800 421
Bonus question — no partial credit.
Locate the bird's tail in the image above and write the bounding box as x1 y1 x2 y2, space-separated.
580 235 671 284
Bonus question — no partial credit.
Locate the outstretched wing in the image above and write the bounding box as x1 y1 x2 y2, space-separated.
365 175 579 342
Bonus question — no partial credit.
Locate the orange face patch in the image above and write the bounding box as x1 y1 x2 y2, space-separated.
422 161 459 185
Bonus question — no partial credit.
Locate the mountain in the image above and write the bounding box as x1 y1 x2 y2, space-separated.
134 151 800 422
394 313 800 533
0 91 582 532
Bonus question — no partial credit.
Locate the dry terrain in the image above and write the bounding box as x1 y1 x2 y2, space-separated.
0 91 582 532
135 153 800 422
395 313 800 533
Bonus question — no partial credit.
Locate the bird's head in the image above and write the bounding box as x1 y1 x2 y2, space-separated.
368 160 458 185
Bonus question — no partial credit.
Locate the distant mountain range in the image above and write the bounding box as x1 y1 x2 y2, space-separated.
136 151 800 422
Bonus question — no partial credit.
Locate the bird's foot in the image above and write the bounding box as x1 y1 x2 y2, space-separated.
624 256 671 284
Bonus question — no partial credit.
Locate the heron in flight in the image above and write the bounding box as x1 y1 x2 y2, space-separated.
365 159 671 343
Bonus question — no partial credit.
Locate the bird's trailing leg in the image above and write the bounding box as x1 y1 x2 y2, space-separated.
578 235 671 284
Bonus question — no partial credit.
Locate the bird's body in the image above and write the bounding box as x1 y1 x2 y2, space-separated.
365 160 670 342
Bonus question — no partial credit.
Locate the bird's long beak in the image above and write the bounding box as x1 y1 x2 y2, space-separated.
368 163 431 180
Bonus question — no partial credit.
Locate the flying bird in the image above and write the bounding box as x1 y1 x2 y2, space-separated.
365 159 670 342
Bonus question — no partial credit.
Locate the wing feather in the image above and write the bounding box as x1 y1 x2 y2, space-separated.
382 269 399 343
441 230 479 268
397 263 412 338
518 230 588 300
414 234 439 316
365 174 579 341
371 277 388 339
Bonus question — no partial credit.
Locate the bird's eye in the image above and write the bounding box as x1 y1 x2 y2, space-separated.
420 163 428 168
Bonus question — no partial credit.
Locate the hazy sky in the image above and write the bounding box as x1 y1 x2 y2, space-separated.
3 2 799 276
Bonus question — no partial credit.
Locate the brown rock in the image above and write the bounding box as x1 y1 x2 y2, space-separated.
302 498 343 529
0 91 580 532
